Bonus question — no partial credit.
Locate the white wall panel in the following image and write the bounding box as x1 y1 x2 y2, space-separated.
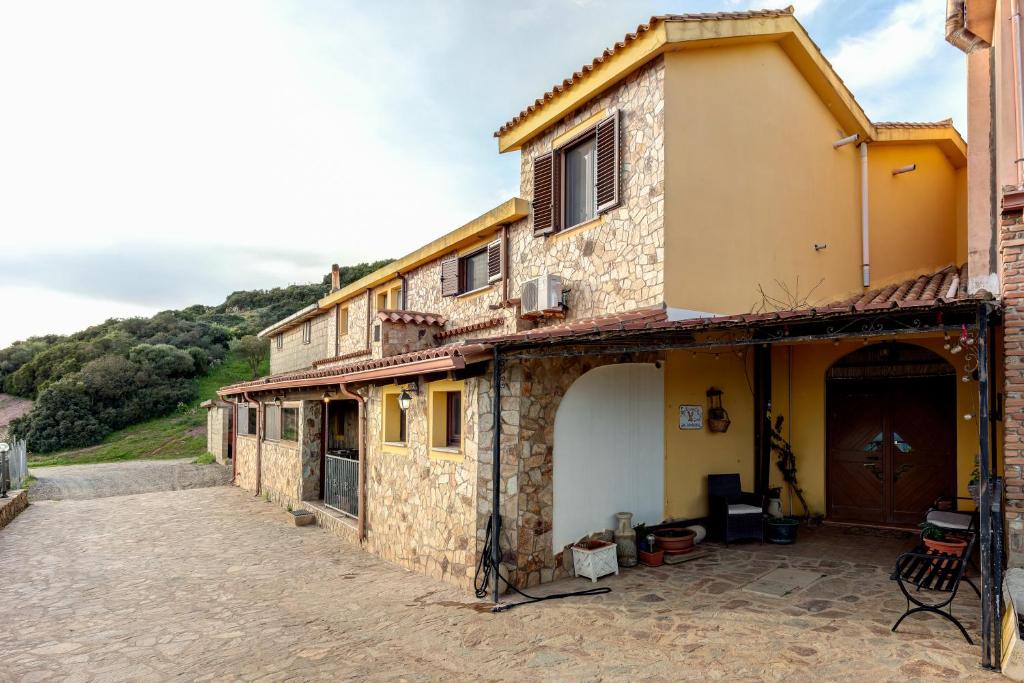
552 363 664 551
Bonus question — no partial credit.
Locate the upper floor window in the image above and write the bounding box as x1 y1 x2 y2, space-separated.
338 307 349 337
302 320 312 345
533 110 620 236
440 239 502 297
276 334 283 350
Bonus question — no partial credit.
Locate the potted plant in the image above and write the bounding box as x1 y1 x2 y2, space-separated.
919 522 968 555
968 458 981 505
766 516 800 544
571 539 619 582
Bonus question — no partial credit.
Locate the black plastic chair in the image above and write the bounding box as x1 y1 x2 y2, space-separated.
708 474 765 545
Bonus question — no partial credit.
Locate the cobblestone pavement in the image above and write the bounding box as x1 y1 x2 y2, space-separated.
28 458 231 500
0 486 997 682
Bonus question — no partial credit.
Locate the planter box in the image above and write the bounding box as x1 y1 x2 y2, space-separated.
572 540 619 583
638 549 664 567
290 510 315 527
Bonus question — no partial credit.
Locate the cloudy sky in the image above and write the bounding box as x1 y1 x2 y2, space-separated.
0 0 965 348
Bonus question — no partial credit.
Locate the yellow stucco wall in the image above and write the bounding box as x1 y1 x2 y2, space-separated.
866 143 961 285
662 337 987 522
663 349 755 520
663 42 861 314
662 42 967 316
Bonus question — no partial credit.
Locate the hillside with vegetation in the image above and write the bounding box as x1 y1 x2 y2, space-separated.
2 259 391 456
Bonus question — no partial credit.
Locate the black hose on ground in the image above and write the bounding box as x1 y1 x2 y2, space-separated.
473 517 610 612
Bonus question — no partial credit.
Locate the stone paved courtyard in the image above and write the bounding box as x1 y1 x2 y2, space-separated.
0 486 998 681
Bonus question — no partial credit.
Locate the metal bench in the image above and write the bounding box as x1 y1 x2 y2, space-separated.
891 530 980 644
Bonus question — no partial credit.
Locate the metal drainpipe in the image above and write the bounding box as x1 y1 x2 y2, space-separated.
945 0 990 52
230 398 238 484
338 383 367 542
243 391 262 496
491 347 503 603
860 142 870 288
1012 0 1024 186
977 303 994 669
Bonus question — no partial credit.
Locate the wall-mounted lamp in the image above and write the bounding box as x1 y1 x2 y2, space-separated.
891 164 917 176
397 381 419 412
322 391 332 403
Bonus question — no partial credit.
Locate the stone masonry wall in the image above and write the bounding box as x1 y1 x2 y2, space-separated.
361 380 480 588
206 404 231 465
300 401 323 501
235 435 258 492
269 311 334 375
261 440 300 502
476 353 658 588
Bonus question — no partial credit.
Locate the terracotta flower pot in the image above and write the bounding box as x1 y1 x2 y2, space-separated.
638 549 664 567
654 528 696 554
923 535 968 555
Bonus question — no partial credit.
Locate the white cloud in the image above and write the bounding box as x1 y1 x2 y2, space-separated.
829 0 944 91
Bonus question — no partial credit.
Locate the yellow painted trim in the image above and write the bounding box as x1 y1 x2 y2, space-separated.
320 198 529 310
551 110 607 149
497 15 875 153
427 378 464 461
383 444 410 456
873 126 968 169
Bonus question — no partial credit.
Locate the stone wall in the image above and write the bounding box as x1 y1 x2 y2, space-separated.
235 435 258 492
0 489 28 530
261 439 301 502
361 380 480 588
300 401 322 501
206 403 232 465
269 311 335 375
475 353 658 588
336 294 372 359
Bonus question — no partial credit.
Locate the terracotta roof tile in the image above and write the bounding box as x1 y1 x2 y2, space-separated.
434 317 505 340
376 310 447 326
494 8 796 138
874 119 955 129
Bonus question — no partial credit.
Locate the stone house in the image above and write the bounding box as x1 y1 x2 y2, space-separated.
215 7 1000 610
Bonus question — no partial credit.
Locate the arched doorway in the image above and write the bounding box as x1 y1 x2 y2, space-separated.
552 363 664 551
826 342 957 526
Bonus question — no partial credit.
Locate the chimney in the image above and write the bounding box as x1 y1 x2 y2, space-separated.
330 264 341 292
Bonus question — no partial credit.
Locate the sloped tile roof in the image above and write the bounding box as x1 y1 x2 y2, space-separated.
874 119 956 129
220 342 488 394
495 8 796 137
376 310 447 326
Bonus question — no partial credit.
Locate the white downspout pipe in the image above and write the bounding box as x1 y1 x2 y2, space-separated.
860 142 870 287
1012 0 1024 186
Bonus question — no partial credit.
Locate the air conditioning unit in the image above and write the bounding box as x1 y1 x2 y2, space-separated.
521 274 563 314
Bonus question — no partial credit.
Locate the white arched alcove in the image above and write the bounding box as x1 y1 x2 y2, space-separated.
552 363 664 552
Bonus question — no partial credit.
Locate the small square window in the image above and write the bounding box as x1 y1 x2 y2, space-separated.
339 307 349 337
431 387 463 452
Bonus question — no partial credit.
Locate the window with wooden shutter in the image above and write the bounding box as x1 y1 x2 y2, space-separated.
595 110 621 213
533 153 555 235
487 239 502 283
440 253 459 297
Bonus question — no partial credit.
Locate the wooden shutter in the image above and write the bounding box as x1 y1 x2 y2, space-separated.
487 239 502 283
238 404 248 435
595 109 621 213
440 253 459 297
533 153 557 235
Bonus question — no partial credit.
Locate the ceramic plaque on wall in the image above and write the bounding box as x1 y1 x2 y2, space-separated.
679 405 703 430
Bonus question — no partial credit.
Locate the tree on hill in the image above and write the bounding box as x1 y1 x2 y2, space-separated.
232 335 269 380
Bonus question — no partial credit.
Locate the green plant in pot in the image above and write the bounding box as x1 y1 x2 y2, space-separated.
919 521 968 555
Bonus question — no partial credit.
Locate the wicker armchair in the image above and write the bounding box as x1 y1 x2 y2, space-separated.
708 474 765 545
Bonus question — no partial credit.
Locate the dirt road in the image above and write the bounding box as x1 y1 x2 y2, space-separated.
29 458 230 500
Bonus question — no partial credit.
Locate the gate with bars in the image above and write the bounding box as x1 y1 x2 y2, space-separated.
324 450 358 518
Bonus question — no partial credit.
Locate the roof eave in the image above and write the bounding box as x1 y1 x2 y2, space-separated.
496 13 875 153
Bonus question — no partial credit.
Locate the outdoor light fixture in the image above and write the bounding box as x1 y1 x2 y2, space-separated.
397 389 414 412
322 391 332 403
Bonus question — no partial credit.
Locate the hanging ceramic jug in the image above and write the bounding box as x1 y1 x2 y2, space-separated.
614 512 638 567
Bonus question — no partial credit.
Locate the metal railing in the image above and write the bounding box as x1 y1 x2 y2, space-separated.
324 451 358 518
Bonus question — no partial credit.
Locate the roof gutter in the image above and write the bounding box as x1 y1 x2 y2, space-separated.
945 0 990 52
